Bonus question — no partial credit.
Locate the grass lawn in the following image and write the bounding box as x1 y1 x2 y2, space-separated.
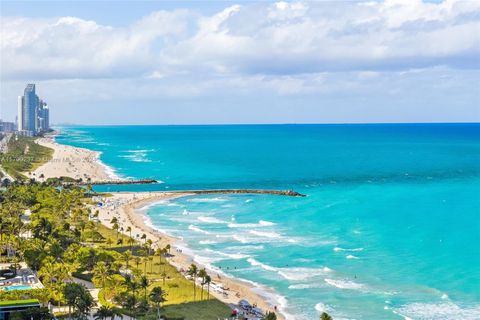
93 225 233 319
0 136 53 180
162 300 231 320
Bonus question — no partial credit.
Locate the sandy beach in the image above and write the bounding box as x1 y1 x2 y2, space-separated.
95 191 285 319
32 135 115 182
39 137 286 319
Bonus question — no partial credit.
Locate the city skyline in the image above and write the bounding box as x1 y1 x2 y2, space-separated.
1 0 479 125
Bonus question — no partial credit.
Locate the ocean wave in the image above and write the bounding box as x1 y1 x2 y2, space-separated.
288 283 328 290
278 267 332 281
346 255 360 259
188 224 210 234
204 249 250 260
137 199 178 211
315 302 334 313
392 302 480 320
249 230 281 238
247 258 331 281
247 258 277 272
199 240 218 245
119 154 152 163
228 220 275 228
231 235 251 244
324 278 365 290
125 149 156 153
224 245 265 251
187 197 227 203
96 157 123 180
197 216 228 224
334 247 364 252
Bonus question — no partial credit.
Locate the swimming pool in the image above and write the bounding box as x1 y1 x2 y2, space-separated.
2 285 33 291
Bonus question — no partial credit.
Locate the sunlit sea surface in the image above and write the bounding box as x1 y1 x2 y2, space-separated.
56 124 480 320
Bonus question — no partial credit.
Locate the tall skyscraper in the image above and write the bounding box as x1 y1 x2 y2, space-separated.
17 84 50 135
17 96 24 131
23 84 37 133
37 100 49 131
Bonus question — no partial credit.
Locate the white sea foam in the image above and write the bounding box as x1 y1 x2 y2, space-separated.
232 235 251 244
249 230 281 238
199 240 218 245
259 220 276 226
197 216 228 224
247 258 331 281
227 220 276 228
247 258 278 272
346 255 360 259
315 302 334 313
204 249 250 260
188 224 210 234
137 199 177 211
392 302 480 320
187 197 227 203
119 149 154 163
278 267 331 281
142 215 171 235
93 151 123 180
324 278 365 290
334 247 364 252
225 245 265 251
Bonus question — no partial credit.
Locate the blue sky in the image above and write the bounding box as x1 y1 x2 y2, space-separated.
0 0 479 124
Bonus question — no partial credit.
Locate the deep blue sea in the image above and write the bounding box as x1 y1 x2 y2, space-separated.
56 124 480 320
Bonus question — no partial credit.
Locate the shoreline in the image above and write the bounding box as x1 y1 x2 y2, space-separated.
95 191 288 320
33 133 122 182
41 133 288 319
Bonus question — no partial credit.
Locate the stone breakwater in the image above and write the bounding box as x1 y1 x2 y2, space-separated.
169 189 306 197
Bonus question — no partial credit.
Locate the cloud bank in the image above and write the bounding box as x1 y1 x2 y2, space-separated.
2 0 479 81
1 0 479 124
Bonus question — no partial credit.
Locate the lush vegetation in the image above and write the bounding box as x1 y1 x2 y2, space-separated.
0 182 231 319
0 136 53 180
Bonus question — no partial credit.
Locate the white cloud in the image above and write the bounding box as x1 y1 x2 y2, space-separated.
1 1 479 82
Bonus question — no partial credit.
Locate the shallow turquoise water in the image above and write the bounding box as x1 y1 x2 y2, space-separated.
56 124 480 320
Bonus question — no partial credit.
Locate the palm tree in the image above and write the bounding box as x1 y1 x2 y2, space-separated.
93 261 109 288
123 274 138 314
94 305 114 320
141 233 147 244
320 312 333 320
149 286 166 320
198 268 207 300
112 222 120 241
134 256 141 271
204 274 211 299
64 282 94 319
187 264 198 301
140 275 149 300
165 244 171 255
143 257 148 275
148 256 154 274
126 226 132 249
155 247 163 271
263 312 277 320
128 237 135 250
146 239 153 254
122 250 132 270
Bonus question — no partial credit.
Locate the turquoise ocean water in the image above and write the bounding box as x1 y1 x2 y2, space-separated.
56 124 480 320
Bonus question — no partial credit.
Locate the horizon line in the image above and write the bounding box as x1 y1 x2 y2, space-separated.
51 121 480 127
